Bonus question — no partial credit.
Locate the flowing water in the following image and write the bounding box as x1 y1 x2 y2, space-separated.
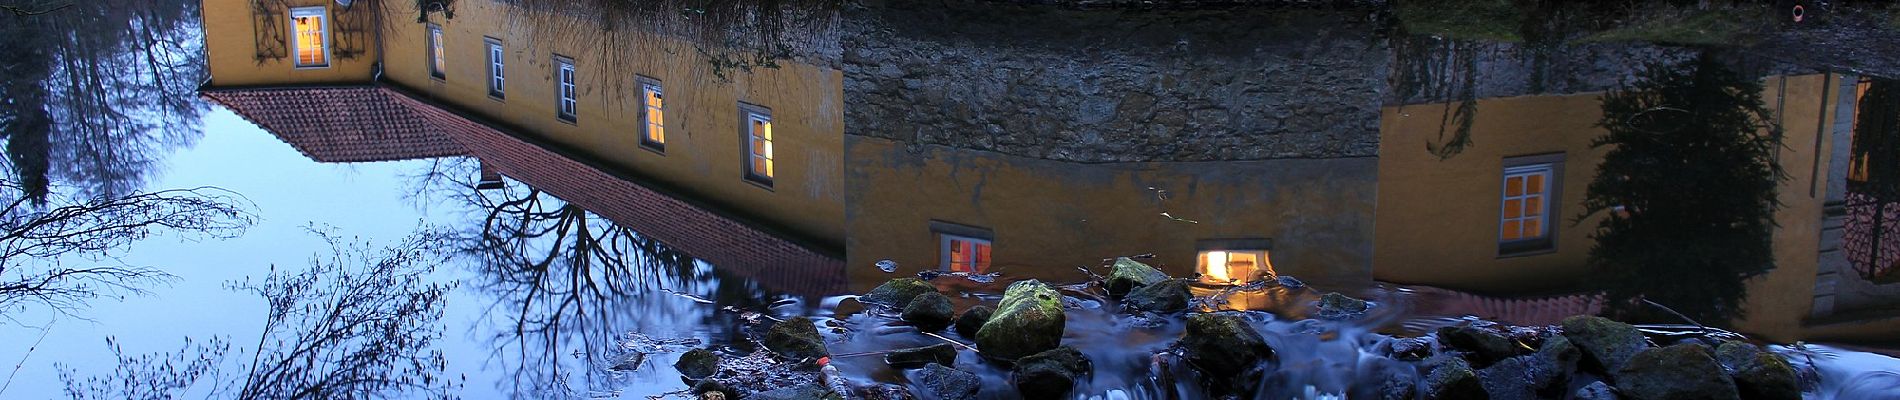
2 0 1899 399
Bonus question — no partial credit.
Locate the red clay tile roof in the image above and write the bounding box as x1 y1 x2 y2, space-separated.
200 86 468 162
201 84 848 296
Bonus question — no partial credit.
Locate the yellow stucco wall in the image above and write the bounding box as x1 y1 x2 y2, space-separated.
845 137 1378 293
373 1 843 247
202 0 379 86
1374 74 1878 341
1374 93 1610 294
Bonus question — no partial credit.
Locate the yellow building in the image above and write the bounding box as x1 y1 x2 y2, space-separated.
199 0 845 256
1376 74 1900 342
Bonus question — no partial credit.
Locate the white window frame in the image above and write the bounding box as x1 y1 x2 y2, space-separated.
638 76 664 151
427 24 446 79
555 55 577 123
740 104 773 186
1498 153 1565 256
485 38 504 99
1500 164 1553 242
288 7 329 68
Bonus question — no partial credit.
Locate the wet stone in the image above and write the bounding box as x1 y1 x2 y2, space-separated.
1177 313 1275 395
764 317 830 363
1123 278 1190 313
1575 381 1617 400
1012 346 1092 399
863 278 937 309
674 348 721 380
1276 275 1306 289
1437 324 1526 368
1714 341 1800 400
1389 337 1435 361
952 305 992 339
1615 343 1741 400
1315 291 1370 319
975 280 1066 361
1562 315 1649 374
884 343 957 369
901 292 955 332
1538 335 1582 377
1423 356 1484 400
749 383 841 400
915 363 980 400
1105 257 1169 297
1479 353 1566 400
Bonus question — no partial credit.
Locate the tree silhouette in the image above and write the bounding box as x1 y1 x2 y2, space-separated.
1582 53 1783 324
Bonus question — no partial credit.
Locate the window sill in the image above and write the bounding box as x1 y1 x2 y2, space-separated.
1496 247 1557 259
293 64 331 70
640 142 666 155
743 177 775 191
556 115 577 126
488 93 506 103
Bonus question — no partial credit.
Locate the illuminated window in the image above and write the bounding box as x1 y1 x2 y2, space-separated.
555 56 576 122
1500 153 1564 255
289 7 328 67
930 221 994 273
485 38 504 98
1198 250 1271 283
741 104 773 185
941 235 993 273
427 24 445 79
639 76 664 151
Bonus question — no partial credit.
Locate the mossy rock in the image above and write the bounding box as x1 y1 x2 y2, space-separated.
952 305 993 339
1316 292 1371 319
1615 343 1740 400
1714 341 1799 400
1105 257 1169 297
916 363 980 400
749 383 842 400
975 280 1066 361
1561 315 1649 374
1012 346 1092 399
1424 356 1485 400
763 317 829 362
902 292 955 332
1124 278 1190 313
863 278 937 309
1177 313 1275 394
1437 324 1526 368
673 348 721 380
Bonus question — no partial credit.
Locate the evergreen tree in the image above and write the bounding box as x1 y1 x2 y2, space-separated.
1583 54 1783 324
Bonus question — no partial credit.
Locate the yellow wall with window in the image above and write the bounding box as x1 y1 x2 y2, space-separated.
202 0 380 87
367 1 842 247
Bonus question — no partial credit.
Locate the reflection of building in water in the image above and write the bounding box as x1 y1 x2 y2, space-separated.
197 0 845 295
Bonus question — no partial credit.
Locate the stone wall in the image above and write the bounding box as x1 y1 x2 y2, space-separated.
844 0 1390 162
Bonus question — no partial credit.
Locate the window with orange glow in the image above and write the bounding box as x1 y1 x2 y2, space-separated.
290 8 327 67
1198 250 1270 284
942 235 992 273
1500 164 1553 242
742 107 774 185
640 78 664 150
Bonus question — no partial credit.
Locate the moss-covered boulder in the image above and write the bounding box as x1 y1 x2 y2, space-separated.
1479 353 1565 400
1316 292 1371 319
1561 315 1649 374
763 317 829 362
1538 335 1582 377
916 363 980 400
1177 313 1275 394
1437 324 1526 368
1012 346 1092 399
902 292 955 332
1714 341 1800 400
863 278 937 309
1615 343 1740 400
952 305 993 339
1105 257 1169 297
1424 356 1485 400
975 280 1066 361
673 348 721 380
885 343 958 369
1124 278 1191 313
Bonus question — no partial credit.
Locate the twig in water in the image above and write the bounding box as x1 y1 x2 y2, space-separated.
921 332 979 354
1640 298 1707 334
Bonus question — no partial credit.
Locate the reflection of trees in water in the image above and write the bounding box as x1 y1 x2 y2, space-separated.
0 179 253 320
1846 78 1898 282
0 0 208 202
1583 53 1782 325
1390 36 1480 160
414 158 784 397
58 230 461 399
